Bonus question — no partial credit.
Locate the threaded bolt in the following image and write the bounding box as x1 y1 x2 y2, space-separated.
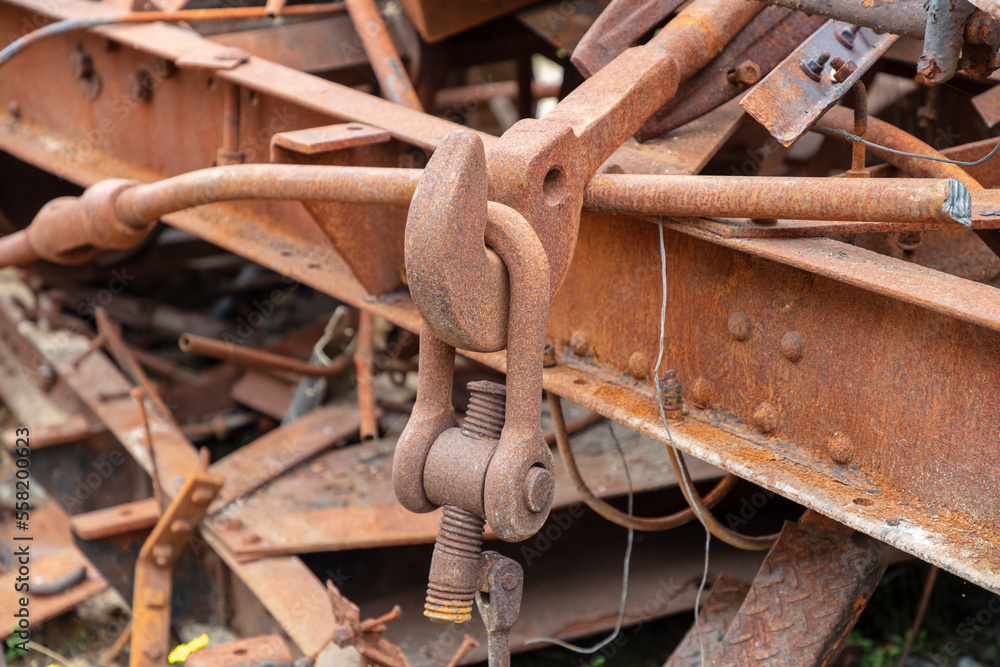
800 52 831 82
461 380 505 439
659 370 683 419
425 381 505 623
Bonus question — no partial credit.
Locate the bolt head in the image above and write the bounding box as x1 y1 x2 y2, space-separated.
780 332 805 362
727 312 751 341
500 572 519 591
727 60 761 86
752 403 777 435
524 467 554 514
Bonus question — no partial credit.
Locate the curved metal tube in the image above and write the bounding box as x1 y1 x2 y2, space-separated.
116 164 421 226
548 391 739 531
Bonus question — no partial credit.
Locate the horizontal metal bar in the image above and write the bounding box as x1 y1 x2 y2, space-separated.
584 175 972 226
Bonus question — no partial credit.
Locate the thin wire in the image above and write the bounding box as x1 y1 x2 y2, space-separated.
651 220 779 552
652 220 711 662
695 530 712 665
524 421 635 654
816 126 1000 167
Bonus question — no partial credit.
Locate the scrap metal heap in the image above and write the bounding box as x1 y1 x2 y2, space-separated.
0 0 999 664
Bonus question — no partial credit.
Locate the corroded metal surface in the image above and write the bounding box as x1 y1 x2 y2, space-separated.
2 0 1000 663
715 518 887 664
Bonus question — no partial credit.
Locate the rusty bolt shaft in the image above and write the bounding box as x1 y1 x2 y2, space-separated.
425 381 505 624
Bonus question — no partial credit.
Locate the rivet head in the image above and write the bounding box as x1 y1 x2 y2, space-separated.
628 352 650 380
691 377 712 409
569 331 591 357
524 468 554 514
827 431 853 464
728 312 751 341
752 403 777 434
780 332 805 362
242 533 262 545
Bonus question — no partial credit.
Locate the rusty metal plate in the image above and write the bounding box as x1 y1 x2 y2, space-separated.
206 424 725 559
716 520 887 663
271 122 391 157
741 20 899 146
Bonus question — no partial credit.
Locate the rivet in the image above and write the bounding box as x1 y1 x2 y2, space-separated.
780 332 805 362
827 431 853 464
691 377 712 408
242 533 262 545
628 352 650 380
752 403 777 434
569 331 591 357
728 312 751 341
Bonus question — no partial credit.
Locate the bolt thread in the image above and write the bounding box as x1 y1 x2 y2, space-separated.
435 505 485 557
425 505 484 623
462 381 506 439
830 56 846 70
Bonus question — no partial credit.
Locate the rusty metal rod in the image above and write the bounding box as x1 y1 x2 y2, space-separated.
755 0 1000 47
583 175 972 226
344 0 423 111
115 164 421 227
179 332 352 377
354 310 378 441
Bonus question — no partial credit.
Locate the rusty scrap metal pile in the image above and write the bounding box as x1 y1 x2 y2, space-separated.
0 0 999 664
